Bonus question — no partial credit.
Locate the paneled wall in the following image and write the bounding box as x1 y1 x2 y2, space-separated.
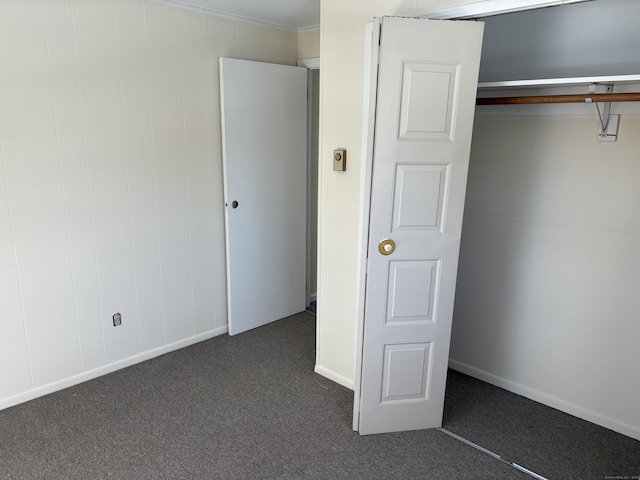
0 0 296 409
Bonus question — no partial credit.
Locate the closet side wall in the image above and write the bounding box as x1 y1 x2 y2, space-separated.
451 114 640 440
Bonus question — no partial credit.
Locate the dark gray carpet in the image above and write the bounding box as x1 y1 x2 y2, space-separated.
0 312 636 479
443 370 640 480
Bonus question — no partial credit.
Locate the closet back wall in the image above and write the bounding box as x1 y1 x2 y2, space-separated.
478 0 640 82
451 114 640 440
0 0 297 409
449 0 640 441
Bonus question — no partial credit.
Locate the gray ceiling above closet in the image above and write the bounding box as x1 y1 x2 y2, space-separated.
479 0 640 82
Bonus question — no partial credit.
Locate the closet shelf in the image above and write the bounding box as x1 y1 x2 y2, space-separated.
476 74 640 106
477 74 640 90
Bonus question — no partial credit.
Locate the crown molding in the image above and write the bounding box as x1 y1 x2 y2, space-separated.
148 0 300 32
298 24 320 33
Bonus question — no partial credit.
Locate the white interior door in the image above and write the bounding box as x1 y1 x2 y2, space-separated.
220 58 307 336
356 17 484 435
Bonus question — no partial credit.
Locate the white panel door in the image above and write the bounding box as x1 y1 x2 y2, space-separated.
356 17 484 435
220 58 307 336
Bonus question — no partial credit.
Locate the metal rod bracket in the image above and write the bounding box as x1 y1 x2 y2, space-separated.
593 84 618 142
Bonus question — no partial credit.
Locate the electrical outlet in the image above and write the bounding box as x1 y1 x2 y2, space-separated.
113 313 122 327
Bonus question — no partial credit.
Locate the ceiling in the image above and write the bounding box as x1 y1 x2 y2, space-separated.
150 0 593 31
151 0 320 31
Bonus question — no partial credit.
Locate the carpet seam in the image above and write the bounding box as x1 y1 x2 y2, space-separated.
438 427 549 480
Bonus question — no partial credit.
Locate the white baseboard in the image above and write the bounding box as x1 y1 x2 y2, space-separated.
0 325 228 412
314 364 353 390
309 293 317 303
448 359 640 442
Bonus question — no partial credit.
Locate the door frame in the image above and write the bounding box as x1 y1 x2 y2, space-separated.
297 57 320 308
352 20 380 429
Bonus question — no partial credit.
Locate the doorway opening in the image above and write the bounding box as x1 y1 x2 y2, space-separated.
300 59 320 313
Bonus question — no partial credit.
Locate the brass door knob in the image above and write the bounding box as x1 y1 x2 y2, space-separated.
378 238 395 256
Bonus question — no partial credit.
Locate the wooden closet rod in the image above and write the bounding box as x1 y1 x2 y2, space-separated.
477 92 640 105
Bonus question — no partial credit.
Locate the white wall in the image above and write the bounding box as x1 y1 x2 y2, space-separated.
298 28 320 60
0 0 297 410
451 114 640 441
